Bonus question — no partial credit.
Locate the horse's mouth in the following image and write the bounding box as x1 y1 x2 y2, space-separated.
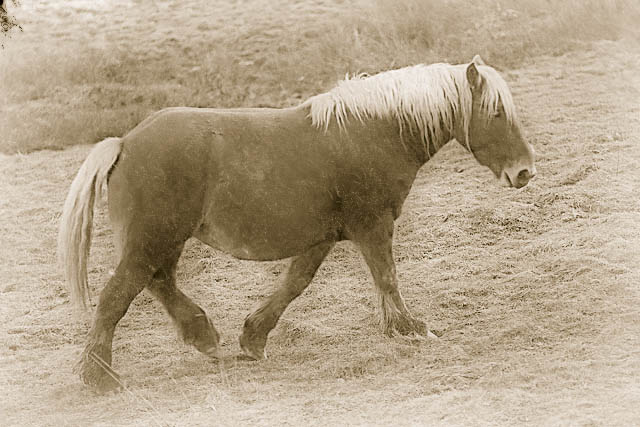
500 170 514 188
502 169 535 189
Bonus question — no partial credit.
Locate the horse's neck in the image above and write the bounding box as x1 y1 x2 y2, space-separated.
407 126 455 166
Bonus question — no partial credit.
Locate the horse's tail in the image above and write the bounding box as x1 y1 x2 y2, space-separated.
58 137 122 312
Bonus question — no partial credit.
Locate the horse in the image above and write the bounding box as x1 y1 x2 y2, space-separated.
58 55 536 391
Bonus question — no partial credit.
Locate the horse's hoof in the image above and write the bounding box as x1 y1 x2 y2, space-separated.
240 345 267 361
183 314 221 357
81 371 123 394
203 346 220 359
239 334 267 361
384 315 431 338
76 352 123 393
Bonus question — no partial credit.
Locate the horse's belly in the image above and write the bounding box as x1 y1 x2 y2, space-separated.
193 192 338 261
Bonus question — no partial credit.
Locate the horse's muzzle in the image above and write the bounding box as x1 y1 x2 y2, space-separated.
503 166 536 188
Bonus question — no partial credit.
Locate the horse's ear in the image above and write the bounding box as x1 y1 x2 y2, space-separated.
472 55 486 66
466 62 483 90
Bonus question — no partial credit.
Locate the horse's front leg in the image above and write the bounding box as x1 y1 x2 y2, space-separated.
353 214 431 337
240 241 334 360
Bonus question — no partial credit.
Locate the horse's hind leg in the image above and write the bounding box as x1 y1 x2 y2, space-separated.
77 249 156 391
240 241 334 360
352 214 431 337
146 244 220 358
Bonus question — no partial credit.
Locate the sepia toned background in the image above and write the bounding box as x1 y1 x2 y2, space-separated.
1 0 639 425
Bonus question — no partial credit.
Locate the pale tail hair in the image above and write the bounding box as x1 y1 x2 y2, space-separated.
58 137 122 312
304 61 516 154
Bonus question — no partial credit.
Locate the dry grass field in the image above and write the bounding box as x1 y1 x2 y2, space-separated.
1 0 640 426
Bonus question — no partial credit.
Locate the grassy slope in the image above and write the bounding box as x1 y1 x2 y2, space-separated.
1 1 640 426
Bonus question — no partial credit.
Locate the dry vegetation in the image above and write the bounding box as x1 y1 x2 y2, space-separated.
1 0 640 426
1 0 638 153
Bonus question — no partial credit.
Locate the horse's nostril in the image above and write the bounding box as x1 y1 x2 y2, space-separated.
518 169 532 181
512 168 535 188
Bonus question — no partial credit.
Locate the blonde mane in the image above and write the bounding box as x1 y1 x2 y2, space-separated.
303 62 517 154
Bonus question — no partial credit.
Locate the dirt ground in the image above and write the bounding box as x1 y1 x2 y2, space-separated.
2 3 640 427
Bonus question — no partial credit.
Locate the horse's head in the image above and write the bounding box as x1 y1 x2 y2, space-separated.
463 56 536 189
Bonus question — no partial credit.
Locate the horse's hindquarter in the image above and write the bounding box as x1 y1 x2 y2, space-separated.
107 109 216 256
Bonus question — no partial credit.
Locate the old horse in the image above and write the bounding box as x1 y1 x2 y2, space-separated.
59 56 536 390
